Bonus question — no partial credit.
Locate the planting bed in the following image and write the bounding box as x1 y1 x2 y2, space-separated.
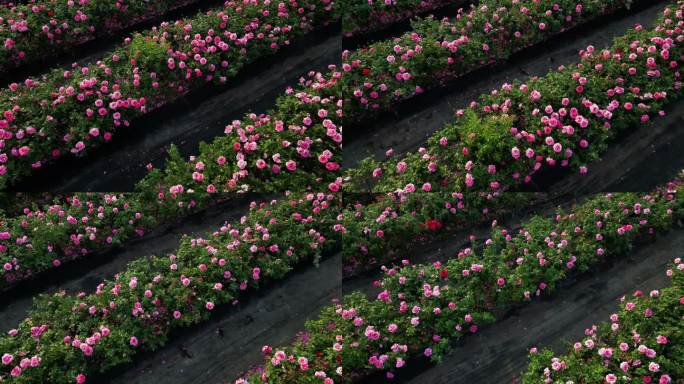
2 0 684 383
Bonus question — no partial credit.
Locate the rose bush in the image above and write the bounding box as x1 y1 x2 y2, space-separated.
136 65 343 198
0 0 338 189
237 170 684 384
343 0 639 125
346 0 684 194
341 0 454 36
0 191 210 292
0 0 202 72
340 190 531 274
523 259 684 384
0 192 341 383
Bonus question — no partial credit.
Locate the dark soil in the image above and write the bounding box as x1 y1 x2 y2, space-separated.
342 0 472 50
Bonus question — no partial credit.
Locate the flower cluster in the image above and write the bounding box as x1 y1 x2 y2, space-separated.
0 0 338 189
237 170 684 384
0 193 147 287
137 66 343 198
0 192 340 383
340 190 527 274
0 0 201 71
346 1 684 193
0 191 211 291
523 259 684 383
344 0 635 125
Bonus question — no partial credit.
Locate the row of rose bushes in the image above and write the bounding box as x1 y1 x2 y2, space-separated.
343 0 639 124
0 191 211 291
237 170 684 384
339 190 535 274
0 191 341 383
0 0 202 72
0 0 338 189
340 0 455 37
523 259 684 383
345 0 684 193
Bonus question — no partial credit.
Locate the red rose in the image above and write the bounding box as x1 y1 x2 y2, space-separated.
439 268 448 279
362 68 370 75
426 219 443 231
